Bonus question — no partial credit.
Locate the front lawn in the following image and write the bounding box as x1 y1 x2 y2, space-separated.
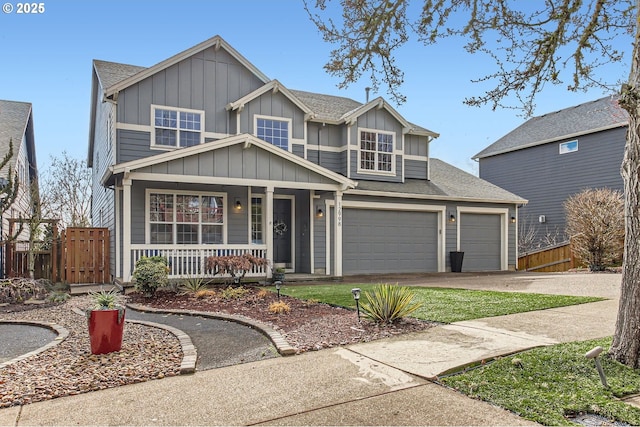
440 338 640 426
277 284 603 323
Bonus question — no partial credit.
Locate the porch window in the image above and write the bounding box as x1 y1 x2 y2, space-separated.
149 192 224 244
256 116 289 150
359 129 394 173
251 197 263 244
152 105 203 149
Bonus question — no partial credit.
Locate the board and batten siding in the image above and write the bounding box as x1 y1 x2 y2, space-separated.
115 46 265 158
238 91 306 140
479 126 625 243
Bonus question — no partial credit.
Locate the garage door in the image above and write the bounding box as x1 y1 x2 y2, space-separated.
459 213 502 271
342 209 439 274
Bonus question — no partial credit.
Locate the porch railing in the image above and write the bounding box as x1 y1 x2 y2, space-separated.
130 245 269 279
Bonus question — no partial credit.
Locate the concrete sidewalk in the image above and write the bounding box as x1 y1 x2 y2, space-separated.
0 272 621 426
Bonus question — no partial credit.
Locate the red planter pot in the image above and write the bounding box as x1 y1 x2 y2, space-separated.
88 309 125 355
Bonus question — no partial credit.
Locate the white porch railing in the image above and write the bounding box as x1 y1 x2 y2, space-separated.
130 245 269 279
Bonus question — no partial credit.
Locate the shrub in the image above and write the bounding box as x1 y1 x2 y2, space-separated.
565 188 624 271
47 291 70 303
360 283 422 323
195 289 216 299
0 277 49 304
268 301 291 314
220 286 249 300
256 288 270 299
132 256 169 297
206 254 269 284
179 275 208 294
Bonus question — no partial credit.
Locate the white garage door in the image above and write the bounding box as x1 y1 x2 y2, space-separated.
459 213 502 271
342 209 439 274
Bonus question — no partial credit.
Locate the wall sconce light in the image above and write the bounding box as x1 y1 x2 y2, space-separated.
234 199 242 211
511 216 516 223
316 208 324 218
351 288 361 322
449 214 456 223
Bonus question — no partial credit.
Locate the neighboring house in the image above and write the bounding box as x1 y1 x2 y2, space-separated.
0 100 39 257
473 95 628 249
88 35 526 283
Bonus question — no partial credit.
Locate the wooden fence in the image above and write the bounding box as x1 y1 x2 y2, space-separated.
4 227 110 284
517 241 579 272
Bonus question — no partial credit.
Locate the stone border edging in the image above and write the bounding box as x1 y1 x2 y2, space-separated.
71 306 197 374
126 303 296 356
0 320 69 369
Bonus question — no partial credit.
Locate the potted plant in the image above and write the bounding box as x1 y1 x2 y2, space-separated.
86 289 125 355
273 267 286 282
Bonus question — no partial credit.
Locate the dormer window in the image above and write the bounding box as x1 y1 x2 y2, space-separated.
358 129 395 174
152 105 203 149
255 115 290 150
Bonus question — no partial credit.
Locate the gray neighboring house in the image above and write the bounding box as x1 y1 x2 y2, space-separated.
474 95 628 247
87 35 526 283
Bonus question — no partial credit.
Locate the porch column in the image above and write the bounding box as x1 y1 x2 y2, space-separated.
265 186 274 277
123 177 132 282
334 191 343 276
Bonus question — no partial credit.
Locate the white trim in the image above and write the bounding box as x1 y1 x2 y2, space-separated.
116 122 229 141
404 154 428 161
254 114 293 152
356 127 397 176
110 134 356 190
144 188 228 245
115 184 121 280
324 198 331 276
248 190 264 245
324 199 447 274
456 206 509 271
105 36 270 97
309 190 316 274
226 80 313 115
150 104 205 150
346 188 528 205
123 178 132 282
559 139 579 154
305 144 347 153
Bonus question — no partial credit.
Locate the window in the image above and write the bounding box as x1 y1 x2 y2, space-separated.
152 106 203 149
256 117 289 150
359 130 394 173
559 140 578 154
149 192 224 244
251 197 263 244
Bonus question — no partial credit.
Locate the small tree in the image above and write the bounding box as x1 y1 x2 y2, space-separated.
564 188 624 271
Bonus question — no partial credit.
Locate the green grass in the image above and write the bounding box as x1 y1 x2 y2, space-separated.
440 338 640 426
277 284 603 323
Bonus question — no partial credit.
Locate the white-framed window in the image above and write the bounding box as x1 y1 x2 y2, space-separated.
151 105 204 149
255 115 290 150
358 128 395 174
251 196 263 244
559 140 578 154
147 190 225 244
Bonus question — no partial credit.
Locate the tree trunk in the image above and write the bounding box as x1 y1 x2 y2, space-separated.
610 1 640 367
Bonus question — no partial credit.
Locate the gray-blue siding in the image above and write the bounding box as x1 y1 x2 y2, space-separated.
479 127 625 244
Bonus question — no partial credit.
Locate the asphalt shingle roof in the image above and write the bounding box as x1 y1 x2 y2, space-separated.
93 60 147 90
473 95 629 159
0 99 31 169
354 158 526 203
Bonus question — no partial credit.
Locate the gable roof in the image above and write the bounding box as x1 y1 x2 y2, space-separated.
226 80 313 117
93 60 147 90
102 35 269 97
351 158 526 204
474 95 628 160
0 99 37 174
107 133 357 191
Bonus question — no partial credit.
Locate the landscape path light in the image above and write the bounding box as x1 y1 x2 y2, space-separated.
351 288 361 322
274 281 282 300
585 346 608 388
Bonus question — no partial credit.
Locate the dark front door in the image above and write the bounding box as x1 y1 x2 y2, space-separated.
273 198 292 268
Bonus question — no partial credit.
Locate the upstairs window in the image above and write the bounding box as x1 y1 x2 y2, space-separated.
256 116 289 150
359 129 395 173
559 140 578 154
152 106 203 149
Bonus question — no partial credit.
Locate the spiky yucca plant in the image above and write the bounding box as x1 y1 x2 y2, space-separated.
361 283 422 323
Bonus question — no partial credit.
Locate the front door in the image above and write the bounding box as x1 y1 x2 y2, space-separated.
273 198 292 269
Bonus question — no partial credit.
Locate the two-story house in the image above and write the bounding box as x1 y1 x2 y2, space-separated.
0 99 39 275
474 95 628 249
88 36 526 283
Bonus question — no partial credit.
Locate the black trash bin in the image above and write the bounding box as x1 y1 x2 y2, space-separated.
450 251 464 273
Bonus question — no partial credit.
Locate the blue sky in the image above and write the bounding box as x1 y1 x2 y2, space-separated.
0 0 631 174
